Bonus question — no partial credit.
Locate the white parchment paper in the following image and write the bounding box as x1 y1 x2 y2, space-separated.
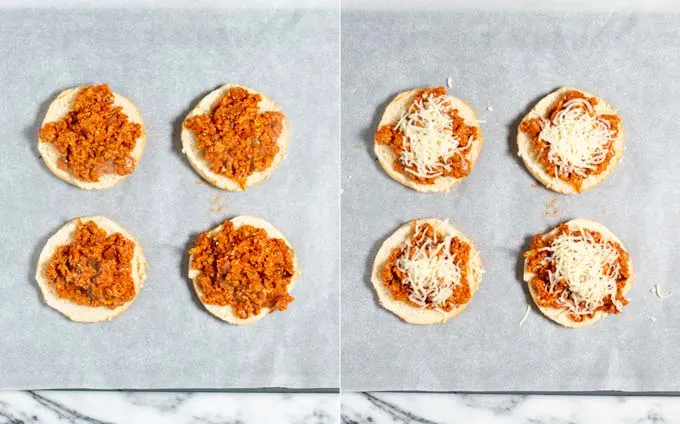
0 9 339 389
341 10 680 391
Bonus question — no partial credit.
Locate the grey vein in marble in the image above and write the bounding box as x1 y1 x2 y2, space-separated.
29 393 114 424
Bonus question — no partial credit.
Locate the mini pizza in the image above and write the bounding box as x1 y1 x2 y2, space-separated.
371 218 484 325
517 87 624 194
374 86 483 192
182 84 289 190
38 84 146 190
35 216 148 322
188 216 299 325
523 219 635 328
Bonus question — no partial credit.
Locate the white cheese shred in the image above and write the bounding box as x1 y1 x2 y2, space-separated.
395 221 464 309
652 283 673 300
447 77 453 88
646 315 657 323
538 226 623 317
536 98 615 178
519 305 531 326
395 93 475 180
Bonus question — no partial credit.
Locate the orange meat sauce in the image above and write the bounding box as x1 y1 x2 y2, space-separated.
189 221 295 319
184 87 285 189
38 84 142 182
375 87 479 184
44 220 136 309
524 224 631 322
519 90 621 192
381 222 471 311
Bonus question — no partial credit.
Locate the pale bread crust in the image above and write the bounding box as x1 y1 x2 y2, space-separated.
188 215 300 325
35 216 148 323
38 86 147 190
181 84 290 191
371 218 483 325
516 87 625 194
374 88 483 193
523 218 635 328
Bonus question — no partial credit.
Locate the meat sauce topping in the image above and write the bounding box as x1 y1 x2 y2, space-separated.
44 220 136 309
381 222 471 311
189 221 295 319
524 224 630 322
519 90 621 191
39 84 142 182
375 87 479 185
184 87 285 189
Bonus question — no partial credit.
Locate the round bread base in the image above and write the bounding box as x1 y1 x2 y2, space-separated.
374 88 483 193
181 84 289 191
516 87 625 194
523 218 635 328
35 216 147 323
371 218 483 325
188 215 299 325
38 86 146 190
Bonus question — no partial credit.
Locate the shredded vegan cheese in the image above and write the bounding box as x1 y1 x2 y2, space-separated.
538 227 623 316
652 283 673 300
394 94 474 180
537 98 615 178
394 221 463 308
519 305 531 326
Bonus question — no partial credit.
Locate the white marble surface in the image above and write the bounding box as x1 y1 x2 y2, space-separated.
3 392 680 423
341 393 680 424
0 392 339 424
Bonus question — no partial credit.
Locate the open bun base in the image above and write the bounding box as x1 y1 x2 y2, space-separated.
188 215 299 325
35 216 147 323
38 86 146 190
371 218 483 325
374 88 483 193
181 84 289 191
523 218 635 328
516 87 625 194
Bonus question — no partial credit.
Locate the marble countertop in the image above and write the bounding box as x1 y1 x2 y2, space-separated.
0 391 338 424
3 392 680 423
342 393 680 424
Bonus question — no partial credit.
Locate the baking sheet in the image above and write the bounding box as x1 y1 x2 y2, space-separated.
341 10 680 391
0 8 339 389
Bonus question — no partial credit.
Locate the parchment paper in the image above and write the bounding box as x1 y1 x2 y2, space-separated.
341 10 680 392
0 9 339 389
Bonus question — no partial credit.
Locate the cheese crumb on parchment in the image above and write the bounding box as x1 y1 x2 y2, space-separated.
519 305 531 326
651 283 673 300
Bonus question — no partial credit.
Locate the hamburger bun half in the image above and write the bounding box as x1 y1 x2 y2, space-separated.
523 218 635 328
38 86 146 190
181 84 289 191
374 88 483 193
35 216 147 323
516 87 624 194
188 215 299 325
371 218 483 325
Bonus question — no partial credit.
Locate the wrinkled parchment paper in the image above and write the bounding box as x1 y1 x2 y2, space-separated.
0 8 339 389
341 10 680 391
